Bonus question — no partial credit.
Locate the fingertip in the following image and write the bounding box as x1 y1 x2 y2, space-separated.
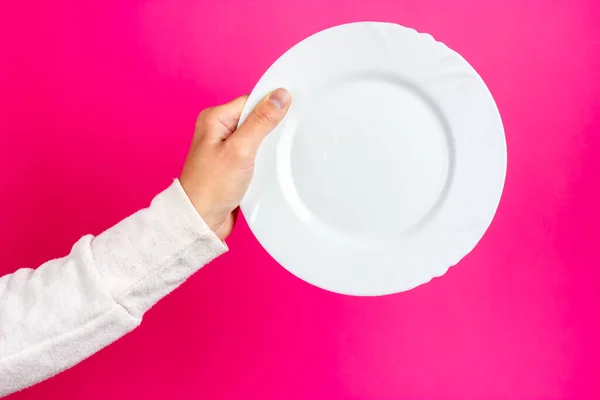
233 94 250 106
268 88 292 110
220 94 249 113
225 88 291 152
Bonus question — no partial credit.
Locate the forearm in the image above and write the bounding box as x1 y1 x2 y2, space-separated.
0 180 227 396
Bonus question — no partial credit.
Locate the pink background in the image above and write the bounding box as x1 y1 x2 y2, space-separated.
1 0 599 399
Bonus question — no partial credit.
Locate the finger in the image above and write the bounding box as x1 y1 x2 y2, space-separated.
213 95 249 132
197 95 249 142
229 88 291 154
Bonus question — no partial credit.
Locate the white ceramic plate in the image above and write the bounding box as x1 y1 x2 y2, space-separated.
239 22 506 296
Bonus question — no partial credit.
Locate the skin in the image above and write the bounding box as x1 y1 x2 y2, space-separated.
180 88 292 240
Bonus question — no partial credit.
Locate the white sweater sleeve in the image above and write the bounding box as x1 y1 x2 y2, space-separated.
0 180 228 396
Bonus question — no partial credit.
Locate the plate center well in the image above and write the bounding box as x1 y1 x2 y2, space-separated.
283 75 452 238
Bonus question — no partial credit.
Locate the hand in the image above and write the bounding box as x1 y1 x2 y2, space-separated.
180 89 292 241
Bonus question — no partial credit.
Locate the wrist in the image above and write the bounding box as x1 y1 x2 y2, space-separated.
179 180 231 241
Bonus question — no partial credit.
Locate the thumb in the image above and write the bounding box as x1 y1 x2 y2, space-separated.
230 88 291 154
